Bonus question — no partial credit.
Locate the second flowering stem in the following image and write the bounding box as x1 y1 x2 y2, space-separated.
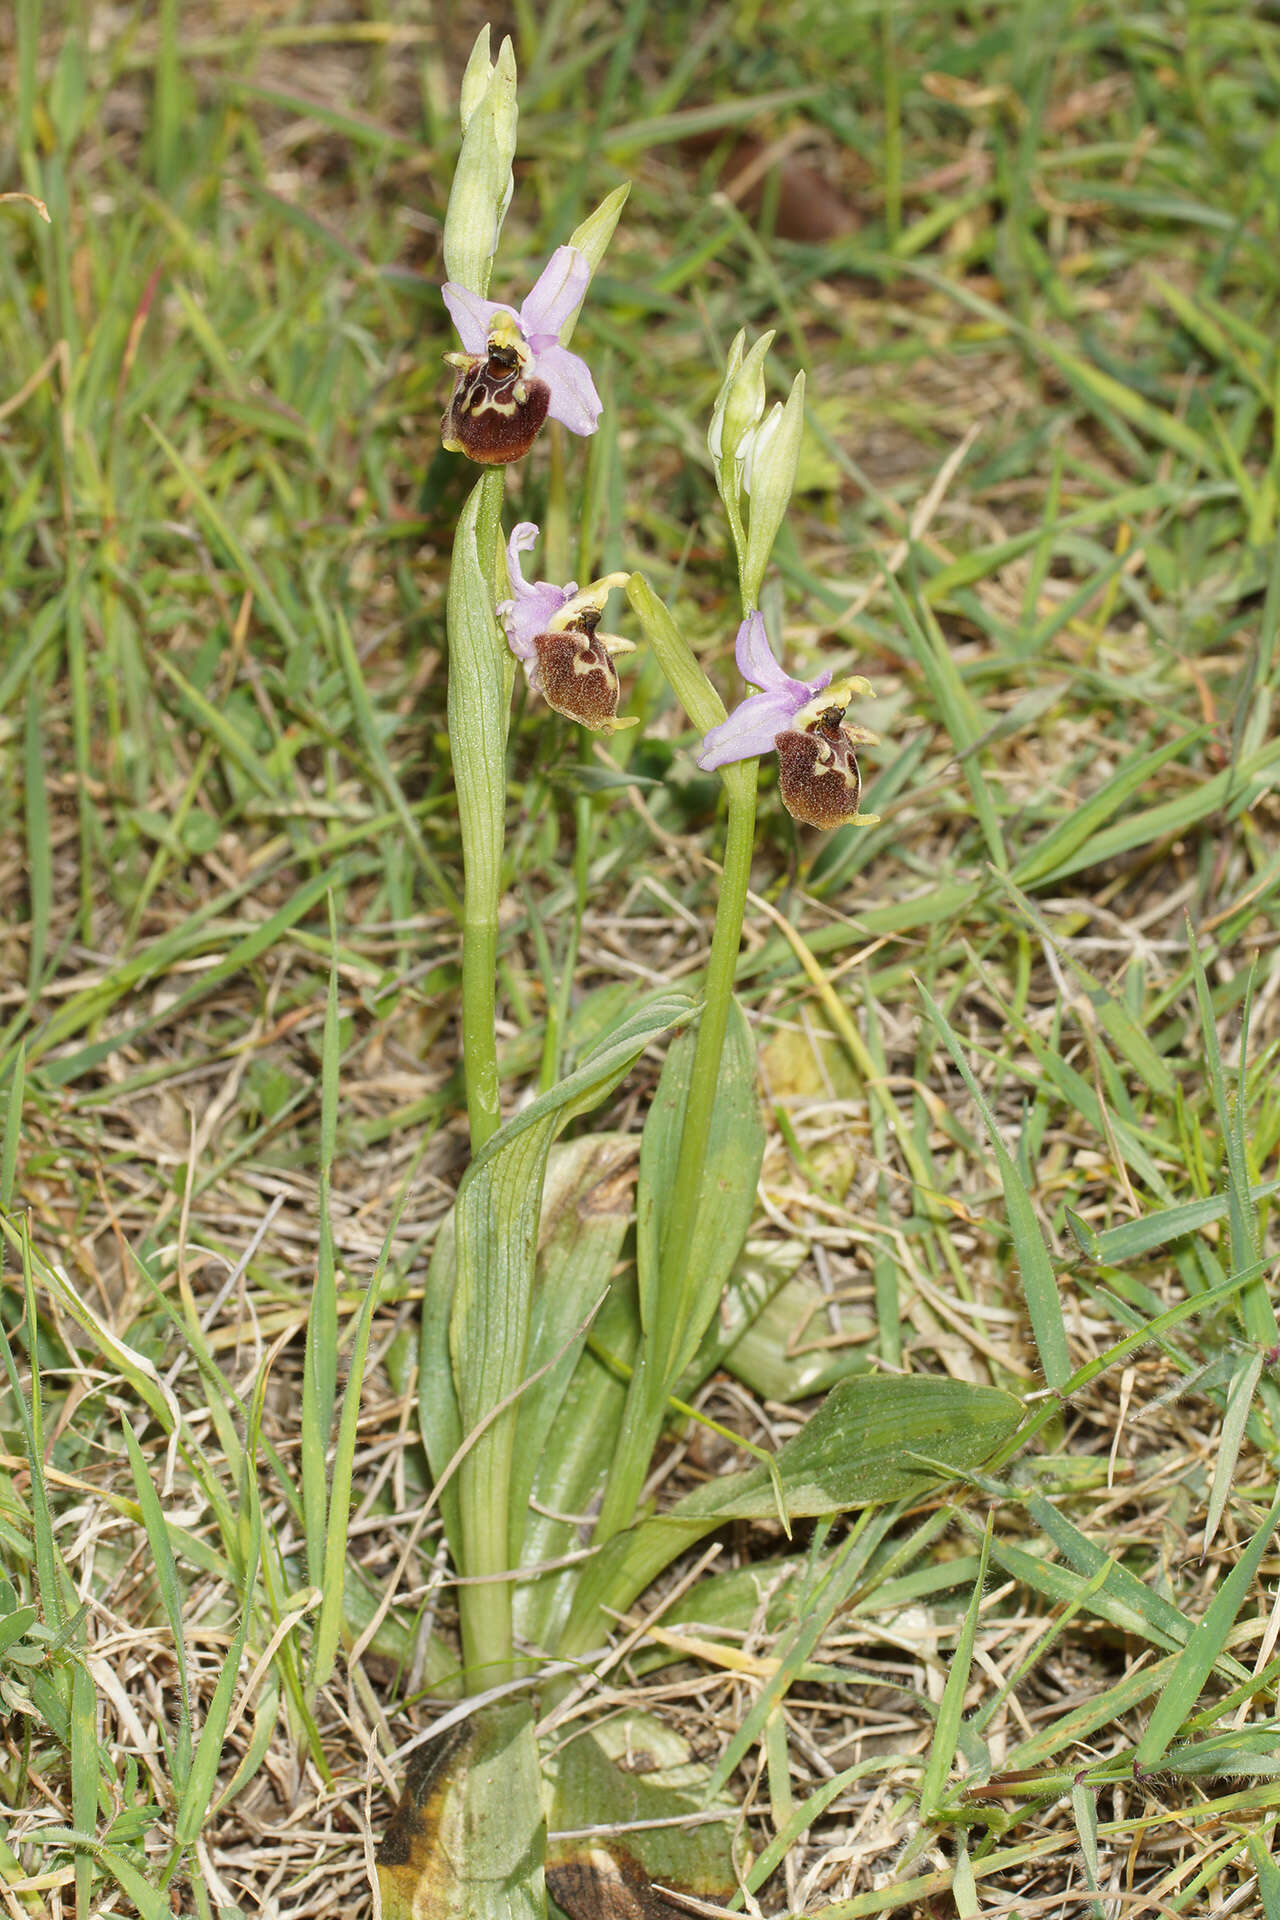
592 579 759 1545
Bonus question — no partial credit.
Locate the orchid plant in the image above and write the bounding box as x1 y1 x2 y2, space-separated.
374 28 1022 1918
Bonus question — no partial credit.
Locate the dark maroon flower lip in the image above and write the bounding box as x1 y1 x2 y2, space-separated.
494 520 636 731
441 345 551 466
774 717 867 830
530 623 637 734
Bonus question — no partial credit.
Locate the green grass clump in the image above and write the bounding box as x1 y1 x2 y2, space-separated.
2 1 1280 1913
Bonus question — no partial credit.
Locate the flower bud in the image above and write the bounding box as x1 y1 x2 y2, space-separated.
707 329 775 474
720 330 774 464
707 330 746 464
458 26 494 132
442 32 518 298
739 369 805 609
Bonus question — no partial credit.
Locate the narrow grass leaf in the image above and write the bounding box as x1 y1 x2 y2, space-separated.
1190 940 1277 1356
301 919 341 1592
920 1518 992 1817
144 416 305 651
1023 1492 1206 1658
1013 729 1206 889
70 1656 96 1919
883 570 1006 870
1070 1780 1106 1920
1039 734 1280 880
22 683 51 997
1135 1488 1280 1769
1203 1351 1265 1558
122 1420 193 1791
171 1496 261 1857
1249 1831 1280 1919
919 982 1070 1389
994 874 1177 1099
312 1130 434 1696
332 608 455 904
1 1043 23 1212
1082 1184 1280 1263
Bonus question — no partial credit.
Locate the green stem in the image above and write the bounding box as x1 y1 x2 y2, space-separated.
448 468 510 1154
592 759 757 1545
444 466 516 1683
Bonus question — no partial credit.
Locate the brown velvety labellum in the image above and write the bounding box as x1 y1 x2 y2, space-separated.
533 620 623 731
775 715 863 829
442 347 550 464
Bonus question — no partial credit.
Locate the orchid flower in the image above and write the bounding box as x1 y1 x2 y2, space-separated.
441 246 603 464
498 523 636 733
697 612 878 829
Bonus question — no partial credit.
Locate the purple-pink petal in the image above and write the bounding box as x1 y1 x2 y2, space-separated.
535 342 603 436
697 687 810 771
520 246 592 345
734 611 789 692
497 523 576 660
442 283 517 355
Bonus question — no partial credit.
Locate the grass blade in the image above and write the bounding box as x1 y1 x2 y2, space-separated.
919 1517 992 1817
1135 1489 1280 1769
919 981 1070 1389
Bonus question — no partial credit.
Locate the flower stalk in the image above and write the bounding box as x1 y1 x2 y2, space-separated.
591 579 759 1543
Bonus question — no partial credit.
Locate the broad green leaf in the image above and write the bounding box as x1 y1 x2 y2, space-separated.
594 994 764 1544
679 1376 1021 1524
675 1237 808 1400
449 993 691 1673
418 1209 463 1560
636 997 764 1381
1136 1489 1280 1768
378 1704 545 1920
560 1377 1020 1657
717 1262 872 1403
544 1715 736 1918
919 983 1070 1389
510 1134 638 1557
517 1327 632 1658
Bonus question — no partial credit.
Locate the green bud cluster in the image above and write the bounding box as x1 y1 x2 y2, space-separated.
708 330 806 612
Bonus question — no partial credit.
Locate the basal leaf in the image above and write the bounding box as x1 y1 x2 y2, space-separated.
378 1704 545 1920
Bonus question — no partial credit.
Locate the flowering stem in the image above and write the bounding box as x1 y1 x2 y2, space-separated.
592 578 759 1544
448 468 511 1154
